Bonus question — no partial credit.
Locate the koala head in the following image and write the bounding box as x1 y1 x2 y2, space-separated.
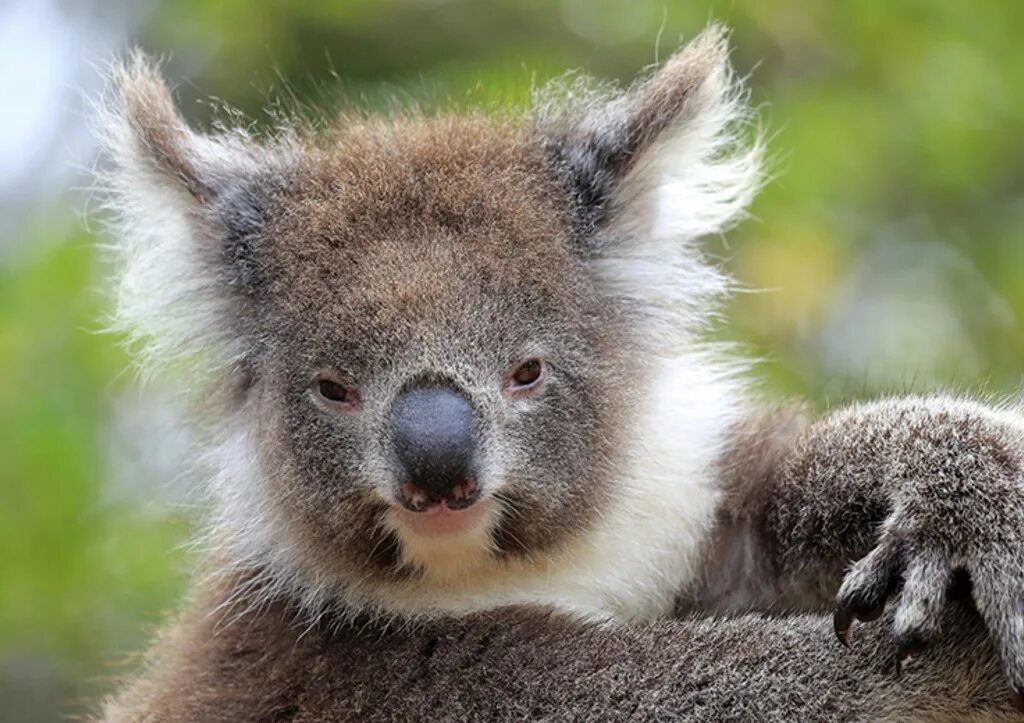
99 26 760 616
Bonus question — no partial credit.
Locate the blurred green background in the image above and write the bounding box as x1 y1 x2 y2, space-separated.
1 0 1023 719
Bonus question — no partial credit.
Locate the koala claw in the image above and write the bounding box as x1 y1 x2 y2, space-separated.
835 538 954 651
833 542 902 644
835 502 1024 695
834 600 885 641
833 607 853 647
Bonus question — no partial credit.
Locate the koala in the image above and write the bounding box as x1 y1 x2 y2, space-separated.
97 26 1024 720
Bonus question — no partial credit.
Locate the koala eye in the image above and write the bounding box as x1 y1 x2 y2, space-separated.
314 378 361 410
503 358 545 398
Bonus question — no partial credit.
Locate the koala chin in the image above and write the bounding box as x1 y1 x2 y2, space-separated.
97 24 1024 719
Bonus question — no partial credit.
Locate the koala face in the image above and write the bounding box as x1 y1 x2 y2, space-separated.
245 118 632 580
102 27 759 612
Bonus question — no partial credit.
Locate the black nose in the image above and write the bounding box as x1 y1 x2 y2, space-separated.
390 386 477 501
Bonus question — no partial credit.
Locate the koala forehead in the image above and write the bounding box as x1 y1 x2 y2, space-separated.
255 116 598 363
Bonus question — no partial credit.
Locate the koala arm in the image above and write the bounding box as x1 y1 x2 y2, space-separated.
701 396 1024 692
102 581 1016 722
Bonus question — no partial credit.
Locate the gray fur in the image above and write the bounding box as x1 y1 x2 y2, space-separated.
771 397 1024 686
103 583 1016 721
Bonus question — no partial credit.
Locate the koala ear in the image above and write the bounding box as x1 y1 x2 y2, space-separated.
538 25 763 345
96 53 290 384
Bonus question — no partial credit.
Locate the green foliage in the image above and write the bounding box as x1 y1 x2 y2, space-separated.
3 0 1023 717
0 230 190 717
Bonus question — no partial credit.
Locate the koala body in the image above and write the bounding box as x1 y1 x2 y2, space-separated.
98 27 1024 720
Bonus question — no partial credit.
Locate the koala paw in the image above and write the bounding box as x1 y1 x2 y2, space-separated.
834 495 1024 699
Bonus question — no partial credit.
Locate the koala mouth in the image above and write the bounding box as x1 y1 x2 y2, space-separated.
400 477 479 512
394 478 486 537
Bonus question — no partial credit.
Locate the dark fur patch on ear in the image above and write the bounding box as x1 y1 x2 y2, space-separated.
214 180 272 292
107 52 285 294
537 26 730 244
544 127 630 243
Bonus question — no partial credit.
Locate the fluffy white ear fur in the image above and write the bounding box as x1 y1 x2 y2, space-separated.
585 28 761 611
598 28 762 349
538 26 763 352
95 54 288 383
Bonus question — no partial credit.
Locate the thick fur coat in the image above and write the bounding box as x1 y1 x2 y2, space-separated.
96 26 1024 720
